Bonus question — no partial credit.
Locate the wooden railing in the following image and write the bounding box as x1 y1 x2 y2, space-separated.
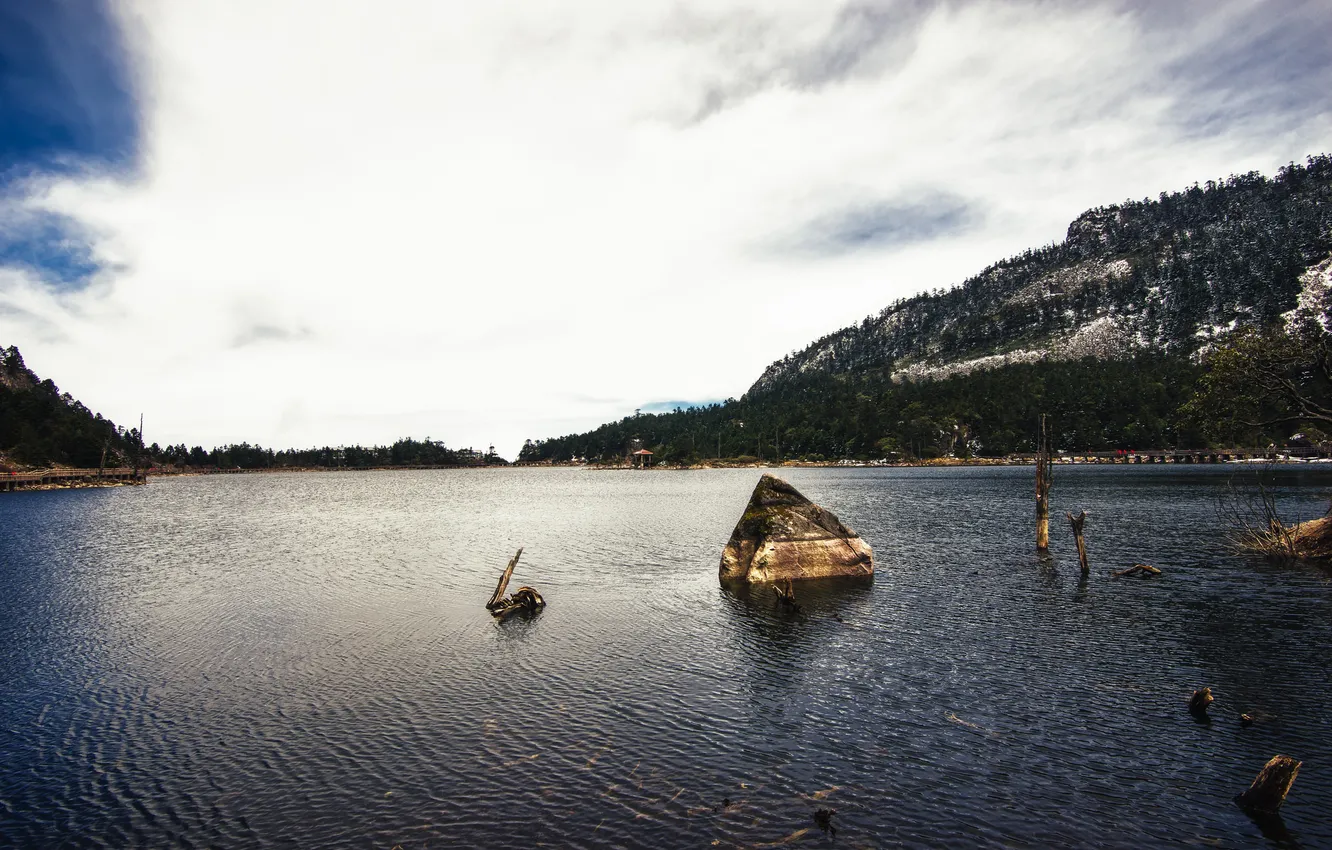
2 467 146 491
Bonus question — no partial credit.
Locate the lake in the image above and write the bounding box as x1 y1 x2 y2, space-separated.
2 466 1330 848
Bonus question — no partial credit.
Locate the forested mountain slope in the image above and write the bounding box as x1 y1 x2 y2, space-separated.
520 157 1332 463
0 345 135 469
1 344 504 471
752 156 1332 393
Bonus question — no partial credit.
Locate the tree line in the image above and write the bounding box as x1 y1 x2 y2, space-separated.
1 344 504 471
520 310 1332 465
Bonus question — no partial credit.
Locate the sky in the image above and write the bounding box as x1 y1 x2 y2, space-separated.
1 1 1330 458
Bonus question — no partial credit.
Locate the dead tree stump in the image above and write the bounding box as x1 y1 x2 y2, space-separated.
1236 755 1302 814
1036 415 1052 551
1188 687 1213 717
1067 510 1089 574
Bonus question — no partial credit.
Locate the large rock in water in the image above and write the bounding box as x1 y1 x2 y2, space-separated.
719 474 873 584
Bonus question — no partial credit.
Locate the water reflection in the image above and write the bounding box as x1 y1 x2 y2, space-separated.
1245 809 1300 848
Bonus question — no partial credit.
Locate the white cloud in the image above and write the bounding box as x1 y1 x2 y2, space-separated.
2 0 1329 456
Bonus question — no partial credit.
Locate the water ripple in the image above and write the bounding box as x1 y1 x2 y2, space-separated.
2 467 1331 847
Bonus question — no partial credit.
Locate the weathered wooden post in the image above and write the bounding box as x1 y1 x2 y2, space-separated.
1067 510 1089 573
1036 414 1052 551
1236 755 1301 814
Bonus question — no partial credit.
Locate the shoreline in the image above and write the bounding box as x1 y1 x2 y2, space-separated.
4 453 1321 491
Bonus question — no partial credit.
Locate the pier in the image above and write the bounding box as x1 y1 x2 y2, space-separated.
2 467 147 492
1013 448 1327 464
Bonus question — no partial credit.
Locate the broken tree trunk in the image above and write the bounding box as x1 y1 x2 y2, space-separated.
1188 687 1213 717
487 548 523 610
1067 510 1089 574
1036 414 1052 551
1236 755 1302 814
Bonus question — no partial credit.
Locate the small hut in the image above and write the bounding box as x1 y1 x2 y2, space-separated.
632 448 654 468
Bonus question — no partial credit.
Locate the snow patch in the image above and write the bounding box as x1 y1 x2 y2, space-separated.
1005 258 1133 308
892 314 1140 381
1283 255 1332 332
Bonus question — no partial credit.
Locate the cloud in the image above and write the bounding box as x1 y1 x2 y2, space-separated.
0 0 1329 457
230 323 312 349
785 193 980 255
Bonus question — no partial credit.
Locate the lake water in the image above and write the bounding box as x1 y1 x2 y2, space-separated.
2 466 1330 848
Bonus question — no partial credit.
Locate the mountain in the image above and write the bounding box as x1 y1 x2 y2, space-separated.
520 156 1332 463
751 155 1332 393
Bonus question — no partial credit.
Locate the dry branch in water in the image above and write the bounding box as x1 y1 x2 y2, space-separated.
1221 470 1332 561
486 548 546 618
1111 564 1161 578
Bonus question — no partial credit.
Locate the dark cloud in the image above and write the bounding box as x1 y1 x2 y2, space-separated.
788 193 981 255
1128 0 1332 140
790 1 930 88
681 1 929 124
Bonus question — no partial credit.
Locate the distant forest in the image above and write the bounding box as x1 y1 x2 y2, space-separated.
519 355 1211 463
518 337 1332 465
0 345 504 470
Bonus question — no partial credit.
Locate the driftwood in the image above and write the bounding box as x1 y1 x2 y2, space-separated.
1067 510 1089 573
1036 414 1052 551
486 548 546 619
1188 687 1213 717
1236 755 1302 814
1111 563 1161 578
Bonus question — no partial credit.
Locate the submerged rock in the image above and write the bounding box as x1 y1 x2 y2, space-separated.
719 474 873 584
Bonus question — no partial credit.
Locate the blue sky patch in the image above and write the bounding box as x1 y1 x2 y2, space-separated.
0 0 139 290
0 0 141 176
0 209 101 288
